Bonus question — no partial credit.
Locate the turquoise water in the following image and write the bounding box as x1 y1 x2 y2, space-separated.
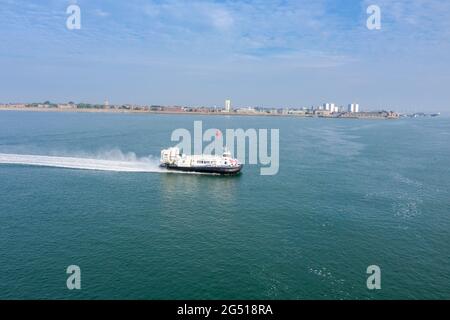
0 111 449 299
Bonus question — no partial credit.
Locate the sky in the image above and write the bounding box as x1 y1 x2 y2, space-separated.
0 0 449 113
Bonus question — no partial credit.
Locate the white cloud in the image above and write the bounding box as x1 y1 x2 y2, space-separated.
142 1 234 31
207 7 234 31
93 9 110 17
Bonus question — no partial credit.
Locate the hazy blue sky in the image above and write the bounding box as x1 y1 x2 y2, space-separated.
1 0 449 112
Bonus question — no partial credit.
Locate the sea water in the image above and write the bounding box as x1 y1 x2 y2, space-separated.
0 111 449 299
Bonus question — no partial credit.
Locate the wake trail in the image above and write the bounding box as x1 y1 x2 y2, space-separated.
0 153 166 173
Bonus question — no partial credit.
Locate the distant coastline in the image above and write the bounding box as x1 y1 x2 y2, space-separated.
0 104 404 120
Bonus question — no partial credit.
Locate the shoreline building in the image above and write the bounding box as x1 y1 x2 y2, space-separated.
225 99 232 112
324 103 338 113
348 103 360 113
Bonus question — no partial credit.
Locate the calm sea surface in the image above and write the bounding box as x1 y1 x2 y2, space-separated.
0 111 449 299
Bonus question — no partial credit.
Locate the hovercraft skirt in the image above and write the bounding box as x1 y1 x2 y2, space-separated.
161 164 243 175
